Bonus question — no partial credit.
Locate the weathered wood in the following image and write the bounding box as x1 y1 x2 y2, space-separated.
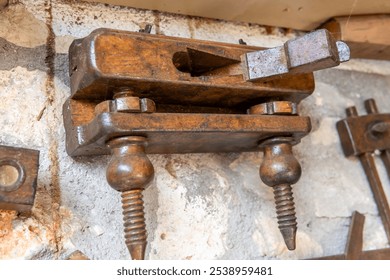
64 99 311 156
345 212 365 260
83 0 390 31
70 28 314 109
323 15 390 60
65 29 314 157
313 248 390 260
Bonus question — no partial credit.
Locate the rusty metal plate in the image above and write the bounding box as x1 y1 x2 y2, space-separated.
0 145 39 212
69 28 314 109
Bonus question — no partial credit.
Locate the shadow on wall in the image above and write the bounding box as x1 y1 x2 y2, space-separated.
0 38 70 87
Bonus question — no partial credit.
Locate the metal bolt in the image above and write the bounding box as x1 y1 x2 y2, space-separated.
139 24 153 34
95 96 156 115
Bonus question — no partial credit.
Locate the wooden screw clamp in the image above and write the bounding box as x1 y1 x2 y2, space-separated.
63 28 349 259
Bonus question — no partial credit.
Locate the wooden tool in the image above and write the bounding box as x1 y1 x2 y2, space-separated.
64 28 350 259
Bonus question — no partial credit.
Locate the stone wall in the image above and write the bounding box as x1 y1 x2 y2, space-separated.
0 0 389 259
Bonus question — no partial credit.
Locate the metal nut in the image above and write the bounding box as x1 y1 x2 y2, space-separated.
95 97 156 115
0 145 39 213
248 101 297 115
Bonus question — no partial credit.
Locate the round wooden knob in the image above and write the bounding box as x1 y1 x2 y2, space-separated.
105 136 154 260
106 136 154 192
260 142 301 187
259 140 301 250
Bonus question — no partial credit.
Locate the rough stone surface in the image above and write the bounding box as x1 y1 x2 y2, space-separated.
0 0 390 260
0 5 48 48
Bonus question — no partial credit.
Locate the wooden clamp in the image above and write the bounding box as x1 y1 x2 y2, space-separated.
63 28 348 259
